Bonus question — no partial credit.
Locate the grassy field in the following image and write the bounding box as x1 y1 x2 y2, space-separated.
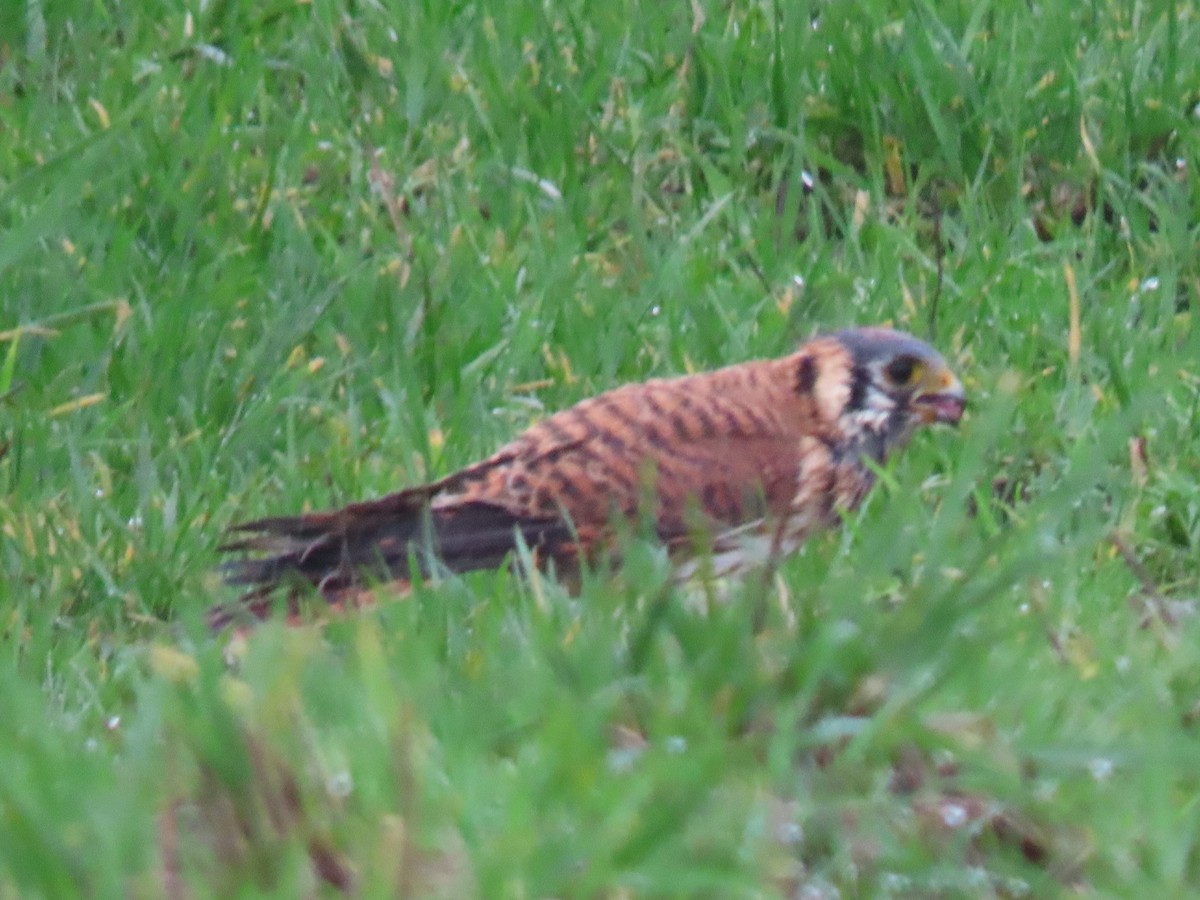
2 0 1199 894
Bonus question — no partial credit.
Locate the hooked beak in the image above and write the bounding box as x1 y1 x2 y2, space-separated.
913 369 966 425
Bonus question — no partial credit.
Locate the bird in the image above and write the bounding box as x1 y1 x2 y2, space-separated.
213 327 965 626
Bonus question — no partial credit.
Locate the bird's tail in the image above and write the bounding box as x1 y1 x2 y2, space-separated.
211 489 571 628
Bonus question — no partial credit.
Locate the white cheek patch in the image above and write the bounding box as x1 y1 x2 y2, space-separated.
852 386 896 430
851 409 891 432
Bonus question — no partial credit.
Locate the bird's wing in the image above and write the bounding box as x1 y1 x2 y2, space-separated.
433 351 852 547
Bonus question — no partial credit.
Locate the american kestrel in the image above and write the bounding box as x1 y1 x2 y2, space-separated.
215 327 964 625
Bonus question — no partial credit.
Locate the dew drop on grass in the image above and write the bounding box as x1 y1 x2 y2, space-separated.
964 868 991 890
665 735 687 754
880 872 911 893
1002 877 1032 898
940 801 968 828
797 878 839 900
1088 757 1114 781
1034 778 1058 801
607 747 640 773
776 820 803 845
327 771 353 798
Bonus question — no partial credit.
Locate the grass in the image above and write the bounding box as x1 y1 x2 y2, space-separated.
1 0 1198 894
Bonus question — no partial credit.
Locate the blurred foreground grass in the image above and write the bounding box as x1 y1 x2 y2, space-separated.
1 0 1199 894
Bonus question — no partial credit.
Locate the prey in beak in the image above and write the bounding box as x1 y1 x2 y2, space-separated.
913 367 966 425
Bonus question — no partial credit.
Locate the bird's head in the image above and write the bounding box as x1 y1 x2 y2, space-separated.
821 327 965 459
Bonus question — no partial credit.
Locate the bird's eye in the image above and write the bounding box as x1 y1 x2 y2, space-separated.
885 356 923 386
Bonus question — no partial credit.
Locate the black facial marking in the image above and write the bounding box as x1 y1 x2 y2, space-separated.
845 365 871 411
884 402 913 443
795 355 817 394
859 427 889 464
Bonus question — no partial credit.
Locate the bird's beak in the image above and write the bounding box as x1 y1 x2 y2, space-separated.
913 367 966 425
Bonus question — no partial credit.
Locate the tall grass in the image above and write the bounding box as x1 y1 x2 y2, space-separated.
1 0 1198 893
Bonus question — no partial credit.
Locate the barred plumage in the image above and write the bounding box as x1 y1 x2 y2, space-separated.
213 327 965 626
